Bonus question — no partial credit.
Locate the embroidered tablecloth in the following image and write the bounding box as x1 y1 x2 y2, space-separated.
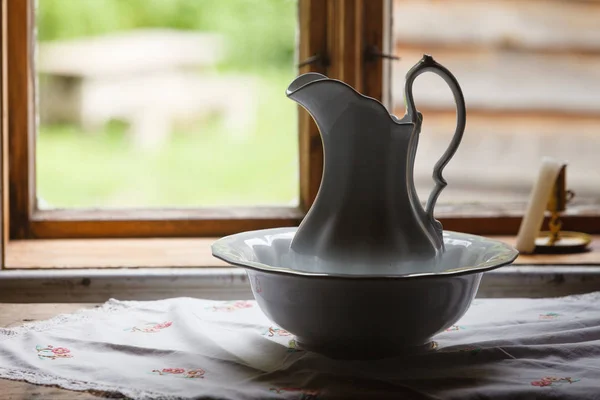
1 293 600 399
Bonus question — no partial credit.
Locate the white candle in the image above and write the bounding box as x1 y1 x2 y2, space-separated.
516 157 567 254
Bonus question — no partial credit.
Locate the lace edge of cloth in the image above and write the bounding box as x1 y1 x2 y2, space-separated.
0 298 198 399
0 366 176 400
0 298 133 339
0 297 237 340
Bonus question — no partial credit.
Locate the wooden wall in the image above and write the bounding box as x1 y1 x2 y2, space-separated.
391 0 600 204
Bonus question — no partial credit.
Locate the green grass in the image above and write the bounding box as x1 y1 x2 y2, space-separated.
36 0 299 208
36 72 299 208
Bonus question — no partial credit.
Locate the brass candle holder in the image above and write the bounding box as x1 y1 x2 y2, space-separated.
534 166 591 254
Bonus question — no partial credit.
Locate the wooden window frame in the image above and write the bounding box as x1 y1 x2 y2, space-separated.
2 0 600 243
2 0 393 240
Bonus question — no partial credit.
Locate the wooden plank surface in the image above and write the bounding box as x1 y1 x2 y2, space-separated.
298 0 327 211
1 0 7 267
495 235 600 265
0 303 100 399
326 0 363 91
29 207 304 239
6 238 229 268
5 236 600 269
363 0 386 102
391 50 600 114
7 0 34 240
391 111 600 202
389 0 600 211
393 0 600 52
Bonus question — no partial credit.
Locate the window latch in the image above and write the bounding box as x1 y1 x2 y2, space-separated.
298 53 330 69
364 45 400 62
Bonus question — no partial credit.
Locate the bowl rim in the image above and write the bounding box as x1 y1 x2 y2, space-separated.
211 228 519 280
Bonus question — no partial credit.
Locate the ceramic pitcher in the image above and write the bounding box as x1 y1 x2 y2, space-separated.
286 55 466 274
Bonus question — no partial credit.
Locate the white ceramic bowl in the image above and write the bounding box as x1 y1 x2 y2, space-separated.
212 228 518 359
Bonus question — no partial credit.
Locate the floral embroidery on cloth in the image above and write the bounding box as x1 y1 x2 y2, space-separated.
539 313 561 320
263 327 301 352
445 325 465 332
207 300 253 312
269 387 319 399
265 327 292 337
36 345 73 360
125 321 172 333
287 339 301 352
151 368 205 379
531 377 580 387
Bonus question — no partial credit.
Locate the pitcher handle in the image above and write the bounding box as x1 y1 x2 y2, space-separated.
404 54 466 227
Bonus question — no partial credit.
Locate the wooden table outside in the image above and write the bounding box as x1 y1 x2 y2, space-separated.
0 304 100 399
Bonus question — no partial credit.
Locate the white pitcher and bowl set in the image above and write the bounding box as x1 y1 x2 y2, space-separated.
212 55 518 359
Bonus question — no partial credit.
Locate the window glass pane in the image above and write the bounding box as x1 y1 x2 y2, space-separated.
36 0 298 208
392 0 600 209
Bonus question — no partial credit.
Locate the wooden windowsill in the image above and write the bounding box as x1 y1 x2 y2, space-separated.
5 238 229 269
4 236 600 269
493 236 600 265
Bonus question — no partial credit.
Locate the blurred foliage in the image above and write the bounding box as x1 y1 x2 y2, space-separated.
36 0 299 207
37 0 297 70
37 72 299 207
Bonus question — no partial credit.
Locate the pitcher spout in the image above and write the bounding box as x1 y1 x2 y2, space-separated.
287 73 366 134
285 73 336 120
286 72 328 97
